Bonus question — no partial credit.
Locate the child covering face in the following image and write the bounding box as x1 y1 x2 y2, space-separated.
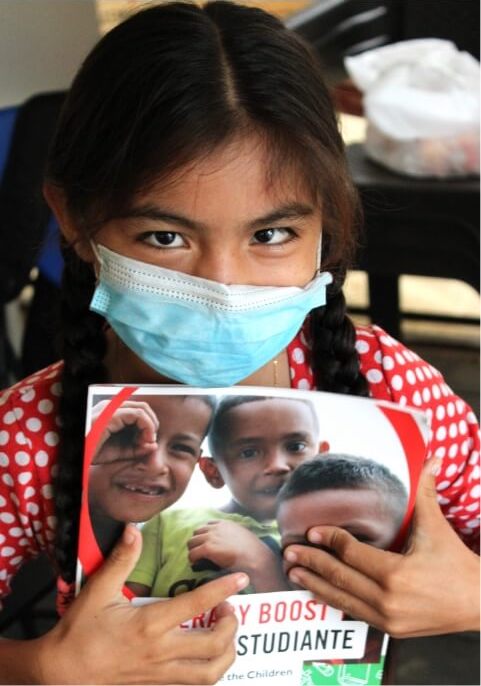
277 454 408 566
88 395 214 553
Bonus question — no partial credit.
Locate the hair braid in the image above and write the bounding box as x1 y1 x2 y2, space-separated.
54 247 107 582
310 280 369 398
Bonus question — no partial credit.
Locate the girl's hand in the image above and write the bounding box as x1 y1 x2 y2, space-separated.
91 400 159 461
283 458 480 638
37 526 249 685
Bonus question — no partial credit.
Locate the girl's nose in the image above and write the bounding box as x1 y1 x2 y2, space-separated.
192 249 241 285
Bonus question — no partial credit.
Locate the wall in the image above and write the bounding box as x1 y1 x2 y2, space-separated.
0 0 99 107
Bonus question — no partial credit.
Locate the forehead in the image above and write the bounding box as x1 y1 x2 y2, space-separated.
135 135 317 217
135 396 211 422
278 488 387 527
225 399 317 432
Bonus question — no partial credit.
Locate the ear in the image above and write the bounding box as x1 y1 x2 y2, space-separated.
317 440 330 454
198 456 225 489
43 181 96 263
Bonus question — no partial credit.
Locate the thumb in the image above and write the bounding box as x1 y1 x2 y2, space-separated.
410 456 446 539
85 524 143 602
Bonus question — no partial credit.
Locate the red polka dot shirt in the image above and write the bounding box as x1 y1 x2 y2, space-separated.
0 326 479 606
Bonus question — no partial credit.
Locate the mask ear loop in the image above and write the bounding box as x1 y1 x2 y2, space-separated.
90 241 104 281
316 233 323 272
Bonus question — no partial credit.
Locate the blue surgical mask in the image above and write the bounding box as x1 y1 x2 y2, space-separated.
90 244 332 387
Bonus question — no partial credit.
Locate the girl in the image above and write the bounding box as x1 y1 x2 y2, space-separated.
0 1 478 683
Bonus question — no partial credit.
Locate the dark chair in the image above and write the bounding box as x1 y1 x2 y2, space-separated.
0 91 65 388
288 0 480 339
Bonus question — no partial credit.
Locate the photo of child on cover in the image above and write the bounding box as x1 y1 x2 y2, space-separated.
77 385 429 686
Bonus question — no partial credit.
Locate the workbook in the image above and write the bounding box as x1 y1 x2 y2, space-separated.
76 385 429 686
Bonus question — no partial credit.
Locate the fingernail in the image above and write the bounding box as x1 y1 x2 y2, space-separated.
289 570 300 584
123 524 136 545
284 550 297 563
235 573 249 590
429 456 443 477
307 530 322 544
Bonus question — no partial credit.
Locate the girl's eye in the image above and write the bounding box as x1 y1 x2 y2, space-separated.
142 231 186 249
252 228 293 245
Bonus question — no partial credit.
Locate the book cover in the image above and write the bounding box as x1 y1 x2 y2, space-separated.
76 385 429 685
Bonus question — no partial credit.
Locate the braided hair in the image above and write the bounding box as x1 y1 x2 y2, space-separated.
46 1 368 581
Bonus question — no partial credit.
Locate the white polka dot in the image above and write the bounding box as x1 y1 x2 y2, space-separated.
292 347 305 364
466 502 479 512
297 378 310 390
15 432 30 446
399 396 408 406
355 340 369 354
395 352 405 366
448 423 458 439
34 450 49 467
435 405 446 421
18 472 32 485
32 520 42 532
20 387 35 402
447 402 455 417
391 375 403 391
45 431 59 446
437 480 450 490
426 408 433 422
458 420 468 435
0 513 15 524
24 486 36 499
437 496 450 505
382 356 395 371
41 484 53 499
1 547 15 557
8 527 23 538
467 411 477 424
50 383 62 397
406 370 416 385
445 464 458 478
432 385 441 400
469 451 479 465
412 391 422 406
13 407 24 420
465 519 480 529
3 411 16 425
26 502 39 516
0 496 5 507
18 538 29 546
422 388 431 403
470 465 480 480
2 474 14 487
415 368 425 381
47 515 57 530
0 453 9 467
38 399 54 414
26 417 42 432
436 426 447 441
380 335 394 347
0 430 9 445
434 447 446 459
423 366 433 379
14 451 30 466
470 484 480 499
366 369 383 384
448 444 458 459
19 514 29 525
403 350 414 362
374 351 382 364
0 534 4 544
10 556 22 566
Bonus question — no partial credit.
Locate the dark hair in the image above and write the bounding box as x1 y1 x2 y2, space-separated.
47 1 368 582
208 394 319 458
277 454 408 528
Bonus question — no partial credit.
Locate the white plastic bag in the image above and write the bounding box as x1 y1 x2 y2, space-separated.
345 39 480 177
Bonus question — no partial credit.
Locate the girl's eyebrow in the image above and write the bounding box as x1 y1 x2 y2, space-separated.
118 202 314 231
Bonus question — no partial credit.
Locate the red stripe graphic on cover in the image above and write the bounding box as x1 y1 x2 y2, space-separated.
79 387 138 583
378 405 428 552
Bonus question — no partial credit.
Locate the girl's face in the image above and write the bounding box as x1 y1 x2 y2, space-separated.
95 135 322 287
